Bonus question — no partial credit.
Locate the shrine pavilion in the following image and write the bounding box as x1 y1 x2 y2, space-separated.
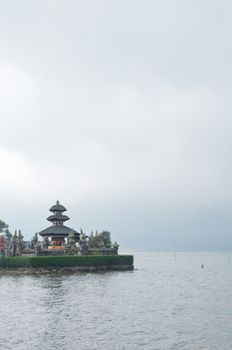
39 201 79 249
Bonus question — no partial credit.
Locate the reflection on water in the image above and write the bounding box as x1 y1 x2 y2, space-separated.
0 252 232 350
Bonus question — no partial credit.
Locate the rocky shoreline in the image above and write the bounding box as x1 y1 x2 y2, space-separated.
0 264 134 275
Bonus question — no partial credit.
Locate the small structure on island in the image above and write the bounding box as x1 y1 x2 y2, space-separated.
1 201 119 257
0 210 134 271
38 201 79 250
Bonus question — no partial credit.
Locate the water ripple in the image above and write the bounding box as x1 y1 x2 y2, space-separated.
0 252 232 349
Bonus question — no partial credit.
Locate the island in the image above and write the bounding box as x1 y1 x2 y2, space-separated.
0 201 133 273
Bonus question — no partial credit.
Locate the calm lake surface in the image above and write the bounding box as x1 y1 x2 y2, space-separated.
0 252 232 350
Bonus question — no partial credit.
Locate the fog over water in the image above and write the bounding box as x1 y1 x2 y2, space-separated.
0 1 232 249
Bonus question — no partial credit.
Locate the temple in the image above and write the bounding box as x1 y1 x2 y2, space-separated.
39 201 79 249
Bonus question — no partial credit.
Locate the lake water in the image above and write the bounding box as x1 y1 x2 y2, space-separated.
0 252 232 350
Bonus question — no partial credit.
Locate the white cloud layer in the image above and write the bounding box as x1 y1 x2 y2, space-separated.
0 0 232 249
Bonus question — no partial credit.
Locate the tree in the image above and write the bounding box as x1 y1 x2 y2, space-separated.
12 231 17 256
0 220 11 238
4 228 12 240
100 231 112 248
88 230 111 248
0 235 6 251
0 220 12 256
0 220 8 233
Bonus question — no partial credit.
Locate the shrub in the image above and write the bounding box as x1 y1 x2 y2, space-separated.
0 255 133 269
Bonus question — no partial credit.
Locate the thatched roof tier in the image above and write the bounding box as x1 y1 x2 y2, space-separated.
49 200 67 213
39 225 79 239
47 214 70 222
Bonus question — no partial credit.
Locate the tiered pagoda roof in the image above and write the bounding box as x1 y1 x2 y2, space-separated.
47 213 70 222
39 225 78 237
49 201 67 213
38 201 79 239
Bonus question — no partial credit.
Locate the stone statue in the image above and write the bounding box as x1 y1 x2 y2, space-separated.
67 231 76 253
44 236 50 249
17 230 24 256
113 241 119 248
79 231 89 255
31 232 38 249
112 241 119 255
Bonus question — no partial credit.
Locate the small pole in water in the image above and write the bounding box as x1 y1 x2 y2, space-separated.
201 263 204 269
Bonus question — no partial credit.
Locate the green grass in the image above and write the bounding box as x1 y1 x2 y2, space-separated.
0 255 133 269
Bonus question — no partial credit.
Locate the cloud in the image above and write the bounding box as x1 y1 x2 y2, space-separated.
0 0 232 248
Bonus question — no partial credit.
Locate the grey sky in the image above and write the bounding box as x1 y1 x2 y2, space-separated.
0 0 232 249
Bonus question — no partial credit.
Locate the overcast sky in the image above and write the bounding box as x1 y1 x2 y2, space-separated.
0 0 232 250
